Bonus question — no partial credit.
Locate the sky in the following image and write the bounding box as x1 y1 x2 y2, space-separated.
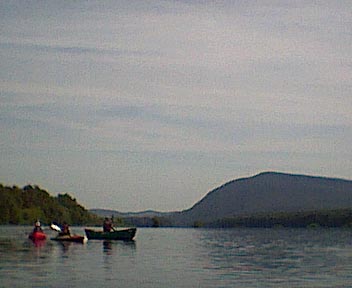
1 0 351 212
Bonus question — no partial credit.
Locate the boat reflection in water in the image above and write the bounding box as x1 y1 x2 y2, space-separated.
58 241 73 253
30 239 46 248
102 239 136 256
103 240 113 255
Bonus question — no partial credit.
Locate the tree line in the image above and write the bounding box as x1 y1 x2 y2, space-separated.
205 209 352 228
116 209 352 228
0 183 102 225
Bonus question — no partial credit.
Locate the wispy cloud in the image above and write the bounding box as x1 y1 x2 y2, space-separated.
0 42 158 58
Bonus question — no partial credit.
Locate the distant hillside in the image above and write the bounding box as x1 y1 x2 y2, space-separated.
89 209 173 227
90 209 171 218
171 172 352 226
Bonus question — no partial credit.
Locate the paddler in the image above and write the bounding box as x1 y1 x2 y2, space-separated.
103 217 113 232
59 222 71 236
32 220 43 233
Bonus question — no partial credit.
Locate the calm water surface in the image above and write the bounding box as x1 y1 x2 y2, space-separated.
1 226 352 287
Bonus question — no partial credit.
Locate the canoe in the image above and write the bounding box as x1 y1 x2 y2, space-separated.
85 228 136 241
51 235 87 243
29 231 46 241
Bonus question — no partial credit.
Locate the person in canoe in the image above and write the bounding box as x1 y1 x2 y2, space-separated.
103 217 114 232
32 220 43 233
59 222 71 236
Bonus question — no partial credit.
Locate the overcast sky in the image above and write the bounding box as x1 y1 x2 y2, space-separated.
1 0 351 212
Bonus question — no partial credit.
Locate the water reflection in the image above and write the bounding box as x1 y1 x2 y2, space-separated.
102 240 136 255
195 228 352 286
0 236 54 285
30 239 47 248
198 229 293 279
3 226 352 287
57 241 73 253
103 240 113 254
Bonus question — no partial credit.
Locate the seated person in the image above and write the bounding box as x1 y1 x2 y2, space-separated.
33 220 43 233
59 222 71 236
103 217 113 232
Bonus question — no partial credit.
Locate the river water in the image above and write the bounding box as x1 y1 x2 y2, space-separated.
1 226 352 287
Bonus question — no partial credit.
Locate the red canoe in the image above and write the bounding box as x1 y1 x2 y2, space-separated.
29 231 47 241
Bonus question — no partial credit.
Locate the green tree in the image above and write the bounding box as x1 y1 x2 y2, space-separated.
0 184 102 225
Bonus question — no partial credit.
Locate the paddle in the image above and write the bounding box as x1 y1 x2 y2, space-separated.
50 223 62 232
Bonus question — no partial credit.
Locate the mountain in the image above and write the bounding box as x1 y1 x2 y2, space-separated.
89 172 352 227
171 172 352 226
90 209 171 218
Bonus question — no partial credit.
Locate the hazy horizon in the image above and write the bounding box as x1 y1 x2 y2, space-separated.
1 1 351 212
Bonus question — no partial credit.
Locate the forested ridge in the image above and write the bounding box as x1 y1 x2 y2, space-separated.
119 209 352 228
0 183 101 225
205 209 352 228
